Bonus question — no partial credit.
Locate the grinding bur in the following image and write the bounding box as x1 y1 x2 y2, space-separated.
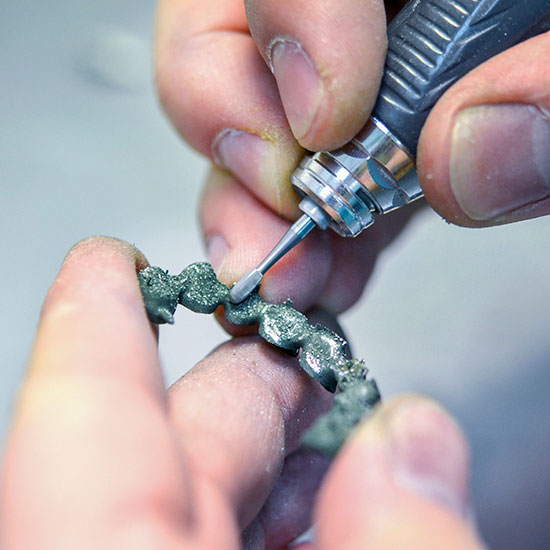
229 213 317 304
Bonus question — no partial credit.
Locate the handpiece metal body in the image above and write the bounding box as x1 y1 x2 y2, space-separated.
292 116 418 238
230 0 550 304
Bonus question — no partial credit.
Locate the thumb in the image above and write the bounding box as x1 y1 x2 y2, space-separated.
418 33 550 227
314 396 485 550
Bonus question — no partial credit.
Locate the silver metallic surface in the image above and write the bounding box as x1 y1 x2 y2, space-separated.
229 269 264 304
292 116 422 237
229 211 317 303
232 118 423 301
298 196 331 230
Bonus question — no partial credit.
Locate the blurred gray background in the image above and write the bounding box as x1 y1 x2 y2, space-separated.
1 1 549 548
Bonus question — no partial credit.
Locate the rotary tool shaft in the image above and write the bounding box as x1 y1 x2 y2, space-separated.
229 214 316 303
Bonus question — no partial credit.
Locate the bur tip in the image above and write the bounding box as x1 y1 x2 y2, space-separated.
229 269 264 304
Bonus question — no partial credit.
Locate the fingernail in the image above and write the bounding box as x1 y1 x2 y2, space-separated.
268 37 323 141
212 129 273 187
450 104 550 221
207 234 229 272
384 399 469 517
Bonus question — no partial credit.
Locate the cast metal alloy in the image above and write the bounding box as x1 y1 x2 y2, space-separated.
139 262 381 457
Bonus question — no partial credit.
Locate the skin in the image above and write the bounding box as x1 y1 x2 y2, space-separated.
417 33 550 227
137 262 383 455
0 237 484 549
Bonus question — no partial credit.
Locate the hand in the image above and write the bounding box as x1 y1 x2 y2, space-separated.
155 1 550 318
0 238 484 549
155 0 415 316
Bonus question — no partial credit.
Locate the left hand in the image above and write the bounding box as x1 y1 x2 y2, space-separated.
0 237 483 549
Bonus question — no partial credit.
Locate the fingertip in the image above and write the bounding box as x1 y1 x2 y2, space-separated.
34 236 160 386
43 236 149 321
419 104 550 228
447 104 550 223
156 15 305 220
362 396 469 517
418 34 550 228
211 128 304 220
62 235 148 268
316 395 483 550
246 0 387 151
270 32 384 152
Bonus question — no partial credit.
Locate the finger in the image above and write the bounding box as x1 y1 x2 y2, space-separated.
317 203 421 313
244 0 387 150
155 0 303 220
315 396 485 550
242 449 330 550
202 168 411 318
202 168 334 311
0 238 190 548
418 33 550 228
167 336 333 531
168 308 341 538
240 308 346 548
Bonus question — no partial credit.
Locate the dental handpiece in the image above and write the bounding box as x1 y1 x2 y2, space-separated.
230 0 550 304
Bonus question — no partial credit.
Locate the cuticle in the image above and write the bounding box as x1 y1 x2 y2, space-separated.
211 128 273 167
267 35 304 73
211 127 236 167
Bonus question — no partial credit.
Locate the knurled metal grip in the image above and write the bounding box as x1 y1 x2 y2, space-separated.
292 0 550 238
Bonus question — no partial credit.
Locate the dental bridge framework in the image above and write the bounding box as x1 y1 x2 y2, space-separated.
138 262 381 457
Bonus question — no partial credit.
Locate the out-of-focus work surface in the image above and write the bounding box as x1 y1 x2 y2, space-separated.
1 1 549 548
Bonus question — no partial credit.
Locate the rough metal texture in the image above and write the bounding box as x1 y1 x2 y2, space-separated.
138 262 381 457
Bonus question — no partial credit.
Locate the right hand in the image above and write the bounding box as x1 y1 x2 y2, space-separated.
154 0 550 319
154 0 413 316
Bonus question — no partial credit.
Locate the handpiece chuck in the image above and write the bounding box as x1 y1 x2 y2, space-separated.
229 213 317 304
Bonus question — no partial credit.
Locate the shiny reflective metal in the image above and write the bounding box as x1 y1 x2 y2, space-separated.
230 116 424 303
292 116 423 237
229 207 320 304
229 0 550 302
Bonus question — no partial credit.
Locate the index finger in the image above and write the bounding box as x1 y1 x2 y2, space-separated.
1 237 190 548
156 0 303 219
0 237 334 549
